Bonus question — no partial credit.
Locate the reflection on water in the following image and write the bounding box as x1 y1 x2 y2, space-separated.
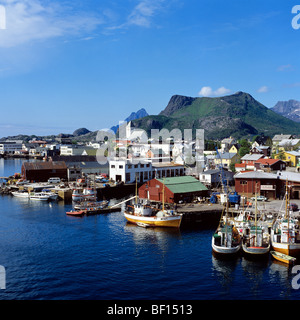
211 252 240 295
124 222 182 251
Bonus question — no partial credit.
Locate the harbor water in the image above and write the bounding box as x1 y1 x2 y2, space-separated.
0 159 300 300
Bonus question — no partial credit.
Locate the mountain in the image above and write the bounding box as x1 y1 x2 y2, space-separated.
110 108 149 133
131 92 300 140
73 128 91 136
271 100 300 122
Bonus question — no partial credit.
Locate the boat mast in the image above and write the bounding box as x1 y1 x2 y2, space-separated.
162 177 165 212
135 175 138 204
255 184 258 246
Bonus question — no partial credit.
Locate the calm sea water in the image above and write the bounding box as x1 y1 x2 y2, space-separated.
0 158 300 300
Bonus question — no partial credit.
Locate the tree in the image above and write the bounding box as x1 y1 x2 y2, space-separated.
239 146 249 158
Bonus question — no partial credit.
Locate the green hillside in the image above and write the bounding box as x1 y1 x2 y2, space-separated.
132 92 300 140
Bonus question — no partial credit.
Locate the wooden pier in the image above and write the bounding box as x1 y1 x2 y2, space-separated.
177 203 223 227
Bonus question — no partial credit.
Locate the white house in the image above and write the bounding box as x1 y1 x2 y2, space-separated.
0 142 23 154
109 159 185 184
60 145 95 156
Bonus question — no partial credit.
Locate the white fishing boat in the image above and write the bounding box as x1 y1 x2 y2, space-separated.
41 189 58 201
11 190 30 198
242 194 270 256
271 184 300 256
212 201 242 255
29 192 51 201
82 187 96 200
72 188 83 202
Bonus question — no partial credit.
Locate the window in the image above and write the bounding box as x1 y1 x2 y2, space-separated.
111 165 115 168
128 165 132 169
240 180 247 185
119 165 123 169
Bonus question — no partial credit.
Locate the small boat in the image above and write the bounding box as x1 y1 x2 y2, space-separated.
29 192 51 201
136 222 150 228
11 190 30 198
66 210 86 217
74 200 109 212
41 189 58 201
270 250 297 265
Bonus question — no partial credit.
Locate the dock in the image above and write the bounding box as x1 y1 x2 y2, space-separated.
177 203 224 226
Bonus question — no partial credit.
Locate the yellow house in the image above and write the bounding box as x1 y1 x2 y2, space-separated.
275 151 300 167
214 152 240 168
229 145 239 154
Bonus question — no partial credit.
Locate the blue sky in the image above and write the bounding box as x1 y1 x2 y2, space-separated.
0 0 300 137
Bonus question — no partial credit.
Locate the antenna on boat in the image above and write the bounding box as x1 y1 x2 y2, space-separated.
135 174 138 204
162 177 165 212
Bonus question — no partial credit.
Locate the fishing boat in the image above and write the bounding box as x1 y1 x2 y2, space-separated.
212 201 242 255
82 187 96 200
66 210 86 217
124 202 182 228
124 179 182 228
271 184 300 256
74 199 109 210
72 188 83 202
270 250 297 265
242 194 270 256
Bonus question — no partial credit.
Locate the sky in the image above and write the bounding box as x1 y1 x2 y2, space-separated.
0 0 300 137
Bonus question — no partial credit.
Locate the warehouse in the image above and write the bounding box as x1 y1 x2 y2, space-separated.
21 161 68 182
138 176 208 204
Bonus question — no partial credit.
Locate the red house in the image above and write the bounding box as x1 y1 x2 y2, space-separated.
138 176 208 204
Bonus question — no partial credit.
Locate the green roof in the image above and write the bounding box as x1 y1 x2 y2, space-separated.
156 176 208 194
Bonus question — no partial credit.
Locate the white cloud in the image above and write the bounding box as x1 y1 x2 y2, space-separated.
198 86 231 97
277 64 293 72
257 86 269 93
106 0 166 31
0 0 104 48
127 0 165 27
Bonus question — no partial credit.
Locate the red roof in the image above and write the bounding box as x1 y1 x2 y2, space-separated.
255 158 281 165
235 163 246 167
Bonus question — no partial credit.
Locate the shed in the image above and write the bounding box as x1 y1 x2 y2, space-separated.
21 161 68 182
138 176 208 203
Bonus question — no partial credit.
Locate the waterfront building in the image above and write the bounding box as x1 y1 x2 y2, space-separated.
109 159 185 184
21 161 68 182
138 176 208 203
0 142 23 155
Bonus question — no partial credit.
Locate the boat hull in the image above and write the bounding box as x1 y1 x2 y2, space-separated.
271 241 300 256
270 250 297 265
211 237 241 255
242 243 270 255
66 210 86 217
124 212 182 228
11 192 29 198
